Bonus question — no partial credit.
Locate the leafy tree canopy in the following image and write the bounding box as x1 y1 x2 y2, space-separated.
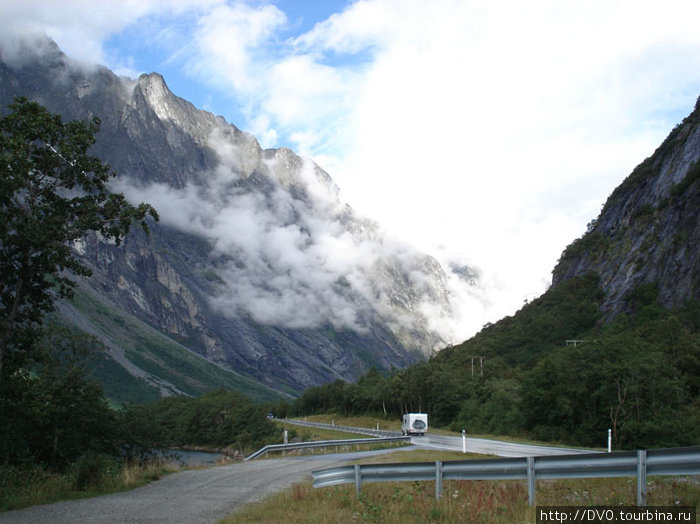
0 97 158 377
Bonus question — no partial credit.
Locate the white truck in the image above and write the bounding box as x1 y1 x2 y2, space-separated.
402 413 428 436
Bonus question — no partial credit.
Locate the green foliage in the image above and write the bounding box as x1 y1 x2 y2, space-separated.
0 327 118 467
72 452 119 491
555 233 611 275
66 286 283 404
522 304 698 448
293 275 700 449
445 272 603 368
631 203 656 221
0 97 158 377
120 389 279 453
604 157 658 212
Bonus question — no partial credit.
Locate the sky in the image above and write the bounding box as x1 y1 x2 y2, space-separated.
2 0 700 340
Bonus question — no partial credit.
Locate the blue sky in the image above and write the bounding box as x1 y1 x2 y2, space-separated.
3 0 700 336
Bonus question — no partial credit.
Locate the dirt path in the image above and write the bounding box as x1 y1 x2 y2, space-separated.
0 457 343 524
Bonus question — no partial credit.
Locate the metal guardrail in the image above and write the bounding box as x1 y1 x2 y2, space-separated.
281 418 401 438
245 436 410 461
312 445 700 506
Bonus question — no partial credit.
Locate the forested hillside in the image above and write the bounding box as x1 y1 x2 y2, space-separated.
292 274 700 449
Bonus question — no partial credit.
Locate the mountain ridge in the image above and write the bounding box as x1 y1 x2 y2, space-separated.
0 36 467 398
552 96 700 319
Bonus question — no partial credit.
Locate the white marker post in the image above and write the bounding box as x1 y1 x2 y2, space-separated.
607 428 612 453
462 429 467 453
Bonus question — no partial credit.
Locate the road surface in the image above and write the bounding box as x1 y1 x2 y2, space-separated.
411 434 598 456
0 457 343 524
0 430 597 523
283 419 599 457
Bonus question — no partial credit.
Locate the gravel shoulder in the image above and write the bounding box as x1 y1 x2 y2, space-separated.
0 457 344 524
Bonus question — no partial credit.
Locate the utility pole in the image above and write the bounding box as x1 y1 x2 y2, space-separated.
464 356 485 377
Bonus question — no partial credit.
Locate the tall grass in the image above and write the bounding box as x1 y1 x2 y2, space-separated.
0 455 179 511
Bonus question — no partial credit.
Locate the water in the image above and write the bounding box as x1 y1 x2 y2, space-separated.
158 449 225 467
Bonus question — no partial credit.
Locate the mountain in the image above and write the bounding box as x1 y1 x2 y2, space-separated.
552 96 700 319
0 37 466 399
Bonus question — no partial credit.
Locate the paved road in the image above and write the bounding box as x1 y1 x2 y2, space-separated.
283 419 599 457
412 434 598 456
0 457 344 524
0 431 598 523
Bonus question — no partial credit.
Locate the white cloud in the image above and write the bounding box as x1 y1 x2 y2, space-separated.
3 0 700 340
282 0 700 327
113 136 473 348
188 2 286 93
0 0 224 73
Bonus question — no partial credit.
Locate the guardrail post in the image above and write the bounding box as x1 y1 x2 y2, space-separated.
527 456 536 506
435 461 443 500
354 464 362 498
636 450 647 506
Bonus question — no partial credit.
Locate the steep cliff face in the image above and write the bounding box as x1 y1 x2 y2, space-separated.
0 38 462 395
552 97 700 318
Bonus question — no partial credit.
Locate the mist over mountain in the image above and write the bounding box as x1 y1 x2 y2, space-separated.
0 36 478 396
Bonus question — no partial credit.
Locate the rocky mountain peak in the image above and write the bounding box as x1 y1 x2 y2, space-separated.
552 96 700 319
136 73 177 121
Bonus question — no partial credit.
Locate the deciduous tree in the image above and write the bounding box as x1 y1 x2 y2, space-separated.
0 97 158 378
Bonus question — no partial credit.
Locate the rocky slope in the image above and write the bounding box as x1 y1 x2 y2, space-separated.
0 38 464 396
552 97 700 319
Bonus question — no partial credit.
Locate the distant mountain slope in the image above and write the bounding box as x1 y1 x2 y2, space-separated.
56 284 285 404
553 97 700 319
0 37 468 398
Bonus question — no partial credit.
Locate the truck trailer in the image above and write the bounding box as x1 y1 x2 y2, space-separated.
402 413 428 436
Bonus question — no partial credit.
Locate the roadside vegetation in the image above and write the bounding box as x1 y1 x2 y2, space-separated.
288 275 700 450
1 453 181 511
219 448 700 523
220 478 699 524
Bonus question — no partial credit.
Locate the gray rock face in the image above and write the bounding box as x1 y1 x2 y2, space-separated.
0 38 461 394
552 97 700 319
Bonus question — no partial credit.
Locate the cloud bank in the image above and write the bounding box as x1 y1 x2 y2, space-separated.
114 130 480 349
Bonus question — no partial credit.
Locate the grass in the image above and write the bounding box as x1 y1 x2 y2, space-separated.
297 414 402 433
350 449 493 464
275 421 372 442
258 421 410 459
62 285 283 404
0 454 191 512
218 447 699 523
218 476 699 523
